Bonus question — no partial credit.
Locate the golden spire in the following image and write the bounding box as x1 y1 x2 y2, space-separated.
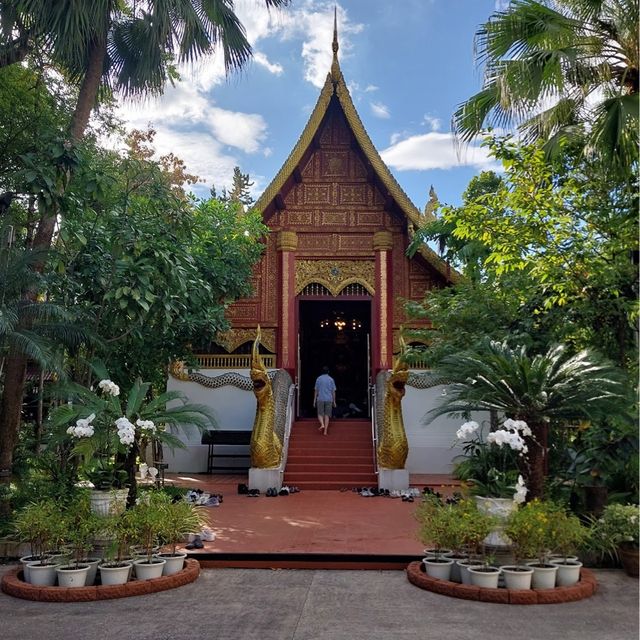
331 6 340 81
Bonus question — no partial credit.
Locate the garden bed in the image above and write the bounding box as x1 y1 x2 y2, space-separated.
1 558 200 602
406 561 597 604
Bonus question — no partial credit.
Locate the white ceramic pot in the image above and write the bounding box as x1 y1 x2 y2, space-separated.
27 562 58 586
133 558 166 580
549 554 579 563
526 562 558 589
56 564 90 588
422 557 454 581
19 555 44 583
423 548 451 557
501 565 534 590
468 566 501 589
474 496 517 547
443 553 468 583
99 562 133 586
158 552 187 576
550 560 583 586
78 557 101 585
89 489 129 517
457 560 483 585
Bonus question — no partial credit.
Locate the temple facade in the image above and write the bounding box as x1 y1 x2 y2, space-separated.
212 26 454 415
166 22 471 478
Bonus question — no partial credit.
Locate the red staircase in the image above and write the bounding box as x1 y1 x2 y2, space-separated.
283 419 377 490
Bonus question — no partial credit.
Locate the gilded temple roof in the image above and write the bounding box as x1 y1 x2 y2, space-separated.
254 15 458 283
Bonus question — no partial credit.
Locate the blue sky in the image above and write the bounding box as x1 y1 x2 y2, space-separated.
119 0 507 210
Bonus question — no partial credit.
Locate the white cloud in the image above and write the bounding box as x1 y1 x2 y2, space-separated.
381 132 498 171
364 84 379 92
253 51 284 75
371 101 391 119
422 114 442 132
494 0 511 10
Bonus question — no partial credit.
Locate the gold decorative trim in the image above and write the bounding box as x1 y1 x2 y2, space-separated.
380 254 388 367
215 328 276 354
252 47 460 284
277 231 298 252
373 231 393 252
295 259 375 296
282 254 290 366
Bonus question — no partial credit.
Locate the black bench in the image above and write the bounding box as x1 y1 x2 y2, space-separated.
201 430 252 474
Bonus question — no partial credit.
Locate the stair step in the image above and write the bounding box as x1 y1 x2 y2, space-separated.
284 472 378 483
282 481 379 491
285 463 374 473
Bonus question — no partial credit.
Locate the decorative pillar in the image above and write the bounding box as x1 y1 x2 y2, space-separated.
373 231 393 372
277 231 298 371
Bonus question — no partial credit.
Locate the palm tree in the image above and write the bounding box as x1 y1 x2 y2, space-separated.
453 0 639 173
427 340 629 499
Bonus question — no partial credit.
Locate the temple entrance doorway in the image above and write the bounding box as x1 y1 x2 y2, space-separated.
297 299 371 419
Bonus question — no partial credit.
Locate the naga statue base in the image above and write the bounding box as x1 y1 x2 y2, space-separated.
378 468 409 492
249 467 282 492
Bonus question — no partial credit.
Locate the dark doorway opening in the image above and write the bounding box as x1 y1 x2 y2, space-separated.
298 299 371 419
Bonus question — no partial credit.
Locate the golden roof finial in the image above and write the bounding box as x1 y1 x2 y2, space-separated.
331 6 340 80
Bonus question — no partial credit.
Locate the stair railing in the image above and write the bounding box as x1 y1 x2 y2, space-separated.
370 383 378 476
278 382 297 480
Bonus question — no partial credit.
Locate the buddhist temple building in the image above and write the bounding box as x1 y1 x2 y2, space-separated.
166 17 471 486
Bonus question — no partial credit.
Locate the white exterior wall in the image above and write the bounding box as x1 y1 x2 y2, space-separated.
164 368 487 476
400 375 488 475
164 369 257 473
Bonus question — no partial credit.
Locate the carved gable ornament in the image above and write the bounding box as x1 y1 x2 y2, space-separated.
295 259 375 296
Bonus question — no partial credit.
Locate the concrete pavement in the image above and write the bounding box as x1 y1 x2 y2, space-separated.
0 565 637 640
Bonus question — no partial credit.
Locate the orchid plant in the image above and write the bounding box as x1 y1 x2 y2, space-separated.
453 419 530 503
49 362 215 497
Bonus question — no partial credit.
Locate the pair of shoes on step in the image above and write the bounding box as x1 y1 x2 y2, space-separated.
185 535 204 550
246 489 260 497
401 492 414 502
266 487 278 497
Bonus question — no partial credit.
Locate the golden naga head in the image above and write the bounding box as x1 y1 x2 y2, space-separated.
388 336 409 401
250 326 271 401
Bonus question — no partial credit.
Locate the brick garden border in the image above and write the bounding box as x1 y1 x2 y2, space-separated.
1 558 200 602
406 561 597 604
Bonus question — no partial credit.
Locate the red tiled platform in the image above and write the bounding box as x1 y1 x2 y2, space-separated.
1 559 200 602
160 473 460 569
406 561 598 604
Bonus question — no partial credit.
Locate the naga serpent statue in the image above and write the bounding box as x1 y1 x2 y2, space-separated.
249 327 282 468
377 345 409 469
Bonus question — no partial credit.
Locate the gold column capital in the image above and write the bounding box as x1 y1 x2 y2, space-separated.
277 231 298 252
373 231 393 251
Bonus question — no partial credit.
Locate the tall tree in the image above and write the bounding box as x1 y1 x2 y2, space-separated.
0 0 289 481
228 166 255 208
453 0 639 173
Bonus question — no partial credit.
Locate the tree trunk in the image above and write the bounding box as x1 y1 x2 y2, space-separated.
69 35 107 143
0 352 27 516
520 423 548 501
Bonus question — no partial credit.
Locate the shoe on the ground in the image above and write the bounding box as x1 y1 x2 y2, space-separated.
279 487 290 496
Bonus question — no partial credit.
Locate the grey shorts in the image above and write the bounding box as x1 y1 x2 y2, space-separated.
316 401 333 417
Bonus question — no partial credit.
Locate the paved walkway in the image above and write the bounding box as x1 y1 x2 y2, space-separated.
1 565 637 640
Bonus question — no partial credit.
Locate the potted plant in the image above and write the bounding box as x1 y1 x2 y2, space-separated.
84 458 130 516
455 499 497 585
157 498 207 575
13 501 63 585
129 491 167 580
56 493 103 587
99 509 139 585
544 508 588 586
417 498 461 581
451 420 528 547
505 499 562 588
588 504 639 577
